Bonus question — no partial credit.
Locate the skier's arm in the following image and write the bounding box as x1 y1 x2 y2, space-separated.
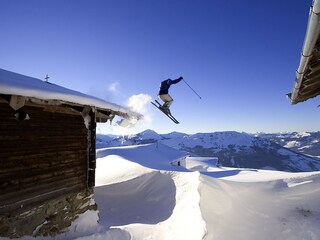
170 76 183 84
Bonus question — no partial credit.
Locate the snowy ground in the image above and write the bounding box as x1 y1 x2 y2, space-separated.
15 143 320 240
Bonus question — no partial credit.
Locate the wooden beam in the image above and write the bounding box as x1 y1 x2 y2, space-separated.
9 95 26 110
87 109 96 188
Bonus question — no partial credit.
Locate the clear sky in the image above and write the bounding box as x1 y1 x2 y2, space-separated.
0 0 319 135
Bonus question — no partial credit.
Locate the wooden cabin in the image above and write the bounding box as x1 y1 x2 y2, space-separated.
0 68 141 237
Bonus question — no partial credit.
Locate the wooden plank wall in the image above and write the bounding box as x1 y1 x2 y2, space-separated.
0 102 88 213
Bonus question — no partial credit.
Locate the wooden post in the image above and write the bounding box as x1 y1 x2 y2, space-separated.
87 108 96 188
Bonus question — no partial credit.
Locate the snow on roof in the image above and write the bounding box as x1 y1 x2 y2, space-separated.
0 68 142 120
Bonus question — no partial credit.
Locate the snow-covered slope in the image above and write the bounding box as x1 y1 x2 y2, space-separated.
257 131 320 158
97 130 320 172
18 143 320 240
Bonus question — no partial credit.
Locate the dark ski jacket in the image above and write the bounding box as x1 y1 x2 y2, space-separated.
158 77 183 95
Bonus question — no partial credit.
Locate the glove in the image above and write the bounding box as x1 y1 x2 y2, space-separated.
179 76 183 80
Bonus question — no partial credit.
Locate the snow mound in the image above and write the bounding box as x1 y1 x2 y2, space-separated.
92 144 320 240
94 171 206 240
199 174 320 240
96 143 188 173
21 143 320 240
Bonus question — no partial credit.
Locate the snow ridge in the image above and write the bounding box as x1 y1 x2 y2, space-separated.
167 171 207 240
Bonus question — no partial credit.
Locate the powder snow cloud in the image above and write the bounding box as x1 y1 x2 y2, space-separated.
127 93 152 115
127 93 153 126
97 93 154 136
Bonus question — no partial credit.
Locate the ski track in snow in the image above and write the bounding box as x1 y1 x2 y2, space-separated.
14 143 320 240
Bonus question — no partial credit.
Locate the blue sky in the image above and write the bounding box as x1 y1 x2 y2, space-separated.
0 0 318 134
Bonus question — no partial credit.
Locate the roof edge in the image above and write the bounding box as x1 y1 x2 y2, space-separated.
291 0 320 104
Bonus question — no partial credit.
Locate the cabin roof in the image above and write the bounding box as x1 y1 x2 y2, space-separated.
290 0 320 104
0 68 142 120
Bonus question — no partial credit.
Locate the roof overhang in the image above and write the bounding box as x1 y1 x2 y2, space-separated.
291 0 320 104
0 68 143 123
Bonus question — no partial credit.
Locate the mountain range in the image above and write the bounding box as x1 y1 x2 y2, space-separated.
255 132 320 158
96 130 320 172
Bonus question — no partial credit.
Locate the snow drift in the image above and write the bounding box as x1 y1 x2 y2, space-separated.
17 143 320 240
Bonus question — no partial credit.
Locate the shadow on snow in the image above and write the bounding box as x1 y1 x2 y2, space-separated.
94 171 176 228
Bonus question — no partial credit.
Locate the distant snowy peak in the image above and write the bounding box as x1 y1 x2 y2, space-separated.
284 141 301 148
293 132 311 138
185 131 257 148
257 131 320 158
96 130 320 172
98 130 268 149
161 131 188 139
136 129 161 140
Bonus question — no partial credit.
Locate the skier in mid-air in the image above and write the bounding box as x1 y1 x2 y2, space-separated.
158 76 183 114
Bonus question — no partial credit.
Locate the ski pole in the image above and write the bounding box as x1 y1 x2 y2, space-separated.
182 79 202 99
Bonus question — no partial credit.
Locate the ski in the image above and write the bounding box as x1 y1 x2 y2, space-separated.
151 100 179 124
154 100 180 124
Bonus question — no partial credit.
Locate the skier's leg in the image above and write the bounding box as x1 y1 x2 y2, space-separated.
159 94 173 108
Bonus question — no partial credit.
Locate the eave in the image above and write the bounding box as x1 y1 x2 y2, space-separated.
291 0 320 104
